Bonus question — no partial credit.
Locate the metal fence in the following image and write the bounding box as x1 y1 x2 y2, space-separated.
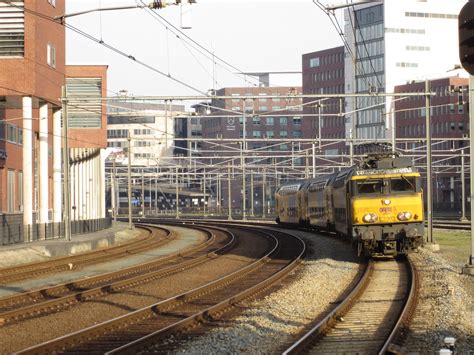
0 216 112 245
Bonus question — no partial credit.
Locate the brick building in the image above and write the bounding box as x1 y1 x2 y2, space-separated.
201 86 303 213
302 46 346 157
0 1 109 243
395 76 469 212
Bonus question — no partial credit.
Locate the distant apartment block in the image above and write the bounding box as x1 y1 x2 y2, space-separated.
302 46 346 156
344 0 467 144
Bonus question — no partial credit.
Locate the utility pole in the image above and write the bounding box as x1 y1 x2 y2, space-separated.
461 149 467 222
242 99 247 221
176 167 180 219
127 132 132 230
61 86 71 241
112 158 117 222
425 80 437 250
228 164 232 220
262 168 266 219
203 168 207 216
141 169 145 217
459 1 474 274
317 100 322 150
250 171 254 217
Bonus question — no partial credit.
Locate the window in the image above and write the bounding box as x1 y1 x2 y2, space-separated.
18 128 22 145
253 131 261 138
7 124 17 143
280 117 288 125
391 177 416 192
18 171 22 211
267 131 274 138
280 131 288 138
66 77 102 128
48 0 56 6
293 116 301 125
0 1 24 57
7 170 15 213
252 116 260 125
0 122 5 140
309 57 320 67
357 179 384 194
47 43 56 68
293 130 302 138
266 117 274 125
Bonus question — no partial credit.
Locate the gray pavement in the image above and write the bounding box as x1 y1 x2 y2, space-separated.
0 225 207 298
0 222 141 268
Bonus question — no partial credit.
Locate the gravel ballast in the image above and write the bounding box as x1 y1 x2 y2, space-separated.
404 248 474 354
152 230 361 354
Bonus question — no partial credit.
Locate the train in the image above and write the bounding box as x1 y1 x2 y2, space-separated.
275 153 424 257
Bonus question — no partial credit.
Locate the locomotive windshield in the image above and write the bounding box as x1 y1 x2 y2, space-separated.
356 179 384 194
390 176 416 192
353 175 418 195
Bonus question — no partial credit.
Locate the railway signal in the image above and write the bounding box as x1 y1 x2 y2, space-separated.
460 1 474 275
459 0 474 75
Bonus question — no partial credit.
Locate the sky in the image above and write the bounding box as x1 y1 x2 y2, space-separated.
65 0 342 99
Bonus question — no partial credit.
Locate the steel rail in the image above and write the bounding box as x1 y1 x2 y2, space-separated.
15 226 304 354
379 258 419 354
0 225 161 283
0 225 234 326
106 228 306 354
282 261 373 355
282 258 415 354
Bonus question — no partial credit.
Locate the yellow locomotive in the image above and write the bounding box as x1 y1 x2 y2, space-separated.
276 154 424 257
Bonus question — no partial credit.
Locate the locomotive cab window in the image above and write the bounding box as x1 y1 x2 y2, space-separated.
390 176 416 192
356 179 384 194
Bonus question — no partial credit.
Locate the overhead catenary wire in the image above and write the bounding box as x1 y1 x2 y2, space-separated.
6 2 209 96
136 0 262 88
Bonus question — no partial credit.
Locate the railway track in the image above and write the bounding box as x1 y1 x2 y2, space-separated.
282 258 417 354
0 224 232 326
146 216 473 231
431 219 470 230
15 224 306 354
0 225 169 284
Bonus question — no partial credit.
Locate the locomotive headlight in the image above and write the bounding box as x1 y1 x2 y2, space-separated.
397 212 412 221
383 199 391 205
363 213 378 223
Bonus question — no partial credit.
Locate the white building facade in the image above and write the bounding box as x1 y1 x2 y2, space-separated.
344 0 467 143
107 103 187 166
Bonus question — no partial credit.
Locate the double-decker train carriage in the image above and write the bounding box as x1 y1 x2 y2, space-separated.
275 154 425 257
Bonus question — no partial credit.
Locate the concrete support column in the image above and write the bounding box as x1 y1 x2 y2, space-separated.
94 154 98 219
22 97 33 235
91 155 96 219
53 109 62 224
78 161 84 220
99 149 106 218
86 158 91 220
92 156 96 219
89 156 94 219
71 157 77 221
95 154 100 218
73 161 79 221
39 103 49 226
